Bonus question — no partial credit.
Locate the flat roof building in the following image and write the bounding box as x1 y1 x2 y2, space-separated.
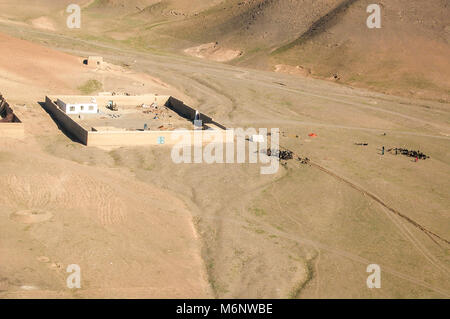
56 97 98 115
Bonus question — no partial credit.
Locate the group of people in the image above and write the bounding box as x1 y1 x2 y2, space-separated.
267 149 294 160
386 147 429 160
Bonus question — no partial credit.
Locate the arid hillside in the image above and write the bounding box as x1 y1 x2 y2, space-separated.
0 1 449 299
163 0 450 102
0 31 211 298
0 0 448 101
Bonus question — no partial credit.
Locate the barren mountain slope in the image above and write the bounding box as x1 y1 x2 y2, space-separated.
0 0 448 100
163 0 450 101
270 0 450 102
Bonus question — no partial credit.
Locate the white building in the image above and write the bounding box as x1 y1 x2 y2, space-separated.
56 97 98 115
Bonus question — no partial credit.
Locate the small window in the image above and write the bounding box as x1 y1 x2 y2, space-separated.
69 106 75 112
89 105 94 111
80 105 84 111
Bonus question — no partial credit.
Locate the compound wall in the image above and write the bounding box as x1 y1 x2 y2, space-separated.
45 95 226 147
44 96 88 144
87 129 229 147
167 96 213 123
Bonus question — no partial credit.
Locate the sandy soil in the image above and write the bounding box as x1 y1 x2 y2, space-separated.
0 30 211 298
31 17 56 31
0 19 449 299
274 64 311 77
184 42 243 62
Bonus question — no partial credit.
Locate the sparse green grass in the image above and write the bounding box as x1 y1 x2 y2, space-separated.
233 248 244 256
205 259 229 295
141 163 154 171
144 21 173 31
288 260 314 299
272 38 302 56
280 100 293 108
250 207 266 217
109 150 122 166
400 73 439 90
77 79 103 95
233 46 263 63
87 0 109 9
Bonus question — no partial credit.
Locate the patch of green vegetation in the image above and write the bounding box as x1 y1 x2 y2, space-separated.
400 73 439 90
119 35 165 54
254 228 266 234
281 100 293 107
250 207 266 217
288 255 303 262
364 80 392 90
347 74 365 83
141 164 154 171
77 33 119 46
234 248 244 256
232 47 263 63
246 47 263 55
77 79 103 95
139 1 169 15
109 150 122 166
205 259 229 295
144 21 173 31
288 261 314 299
271 38 303 56
87 0 109 9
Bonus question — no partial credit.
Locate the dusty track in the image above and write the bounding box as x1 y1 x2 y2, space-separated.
309 161 449 246
276 144 449 278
